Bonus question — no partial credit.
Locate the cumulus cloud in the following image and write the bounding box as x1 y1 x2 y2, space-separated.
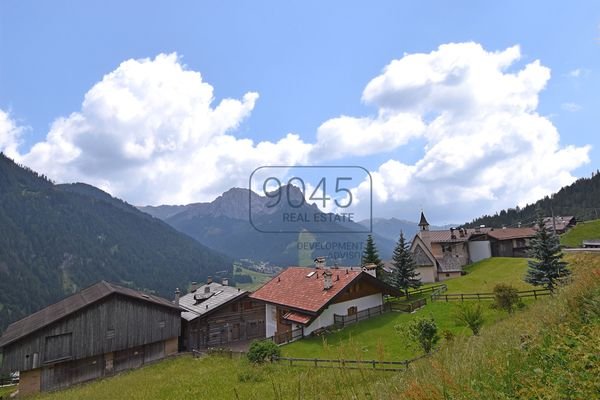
12 53 312 204
5 44 591 223
0 110 24 159
331 43 590 221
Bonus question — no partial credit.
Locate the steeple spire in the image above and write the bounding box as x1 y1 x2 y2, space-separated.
418 211 429 231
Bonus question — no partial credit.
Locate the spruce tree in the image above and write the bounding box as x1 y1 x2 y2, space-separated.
525 213 570 292
390 231 421 298
362 234 384 278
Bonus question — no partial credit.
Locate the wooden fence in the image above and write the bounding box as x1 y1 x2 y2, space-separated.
272 352 432 372
407 284 448 298
389 297 427 313
431 288 552 302
266 328 304 345
192 348 247 359
333 303 391 328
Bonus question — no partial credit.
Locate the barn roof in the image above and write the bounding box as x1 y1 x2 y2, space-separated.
249 267 400 314
0 281 180 348
486 227 536 241
178 282 248 322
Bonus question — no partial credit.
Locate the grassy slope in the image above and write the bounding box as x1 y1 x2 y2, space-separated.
0 385 16 398
444 257 533 293
30 253 599 400
235 267 272 291
560 219 600 247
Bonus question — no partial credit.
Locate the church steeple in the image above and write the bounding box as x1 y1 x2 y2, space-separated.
418 211 429 231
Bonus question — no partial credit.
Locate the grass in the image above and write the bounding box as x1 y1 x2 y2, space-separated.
444 257 534 293
0 385 17 398
560 219 600 247
234 267 273 291
281 302 504 361
29 253 599 399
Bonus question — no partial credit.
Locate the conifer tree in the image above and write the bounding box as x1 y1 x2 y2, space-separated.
525 213 570 292
390 231 421 298
362 234 384 278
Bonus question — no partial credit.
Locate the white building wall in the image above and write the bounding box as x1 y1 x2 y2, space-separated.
265 303 277 338
304 293 383 336
468 241 492 263
416 266 437 283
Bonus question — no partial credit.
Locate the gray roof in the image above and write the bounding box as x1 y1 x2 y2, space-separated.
0 281 180 348
179 282 247 322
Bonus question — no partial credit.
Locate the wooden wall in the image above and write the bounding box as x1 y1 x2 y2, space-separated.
1 294 180 373
183 297 265 350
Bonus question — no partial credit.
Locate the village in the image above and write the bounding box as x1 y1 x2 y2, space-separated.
0 211 590 397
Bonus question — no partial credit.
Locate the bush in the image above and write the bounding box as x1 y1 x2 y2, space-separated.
455 302 485 335
397 317 439 354
494 283 520 314
247 340 281 364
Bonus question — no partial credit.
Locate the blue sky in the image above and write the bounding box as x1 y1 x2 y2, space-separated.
1 1 599 223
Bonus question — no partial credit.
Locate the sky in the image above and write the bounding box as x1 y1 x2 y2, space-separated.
0 1 599 224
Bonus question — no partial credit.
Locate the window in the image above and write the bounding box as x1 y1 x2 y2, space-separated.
445 273 450 277
44 332 73 362
347 306 357 316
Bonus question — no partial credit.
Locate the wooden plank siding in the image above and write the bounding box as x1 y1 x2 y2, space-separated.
183 298 265 350
1 294 180 373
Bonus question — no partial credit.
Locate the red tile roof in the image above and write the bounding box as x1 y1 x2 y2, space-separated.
487 227 536 241
249 267 364 313
283 311 312 324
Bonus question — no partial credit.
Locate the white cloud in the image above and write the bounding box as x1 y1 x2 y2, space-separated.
4 44 591 223
568 68 582 78
331 43 590 221
12 53 312 204
561 102 582 112
0 110 24 159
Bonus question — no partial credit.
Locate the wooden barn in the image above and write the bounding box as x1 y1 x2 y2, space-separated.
178 278 265 351
0 281 181 395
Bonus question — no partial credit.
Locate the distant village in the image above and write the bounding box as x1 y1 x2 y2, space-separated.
0 212 587 395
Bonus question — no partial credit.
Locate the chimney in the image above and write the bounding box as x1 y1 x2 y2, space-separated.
206 276 213 284
222 278 229 286
362 263 377 277
323 269 333 290
174 288 181 306
450 227 456 239
314 256 326 269
190 282 199 293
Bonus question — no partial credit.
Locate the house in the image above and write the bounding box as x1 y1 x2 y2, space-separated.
543 216 576 234
178 278 265 351
409 212 537 283
0 281 181 395
409 212 491 282
485 227 537 257
249 260 401 343
582 240 600 248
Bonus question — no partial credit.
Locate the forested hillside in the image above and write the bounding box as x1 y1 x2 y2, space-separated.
0 153 231 331
464 171 600 228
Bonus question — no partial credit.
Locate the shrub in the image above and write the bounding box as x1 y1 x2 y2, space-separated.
398 317 439 354
247 340 281 364
455 302 485 335
494 283 520 314
441 329 455 342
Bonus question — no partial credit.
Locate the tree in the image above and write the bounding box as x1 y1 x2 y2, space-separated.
525 213 571 292
247 340 281 363
493 283 520 314
455 303 484 335
362 234 384 278
397 317 439 354
390 231 421 298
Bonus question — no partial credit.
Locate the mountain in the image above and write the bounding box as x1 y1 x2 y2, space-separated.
463 171 600 229
0 153 231 331
139 187 395 266
357 217 456 243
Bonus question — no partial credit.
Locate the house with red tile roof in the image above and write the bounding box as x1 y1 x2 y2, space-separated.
249 261 400 342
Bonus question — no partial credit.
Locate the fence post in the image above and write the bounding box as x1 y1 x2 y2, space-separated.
461 294 464 302
372 360 376 369
314 358 318 367
368 308 371 318
534 290 538 299
445 295 448 302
